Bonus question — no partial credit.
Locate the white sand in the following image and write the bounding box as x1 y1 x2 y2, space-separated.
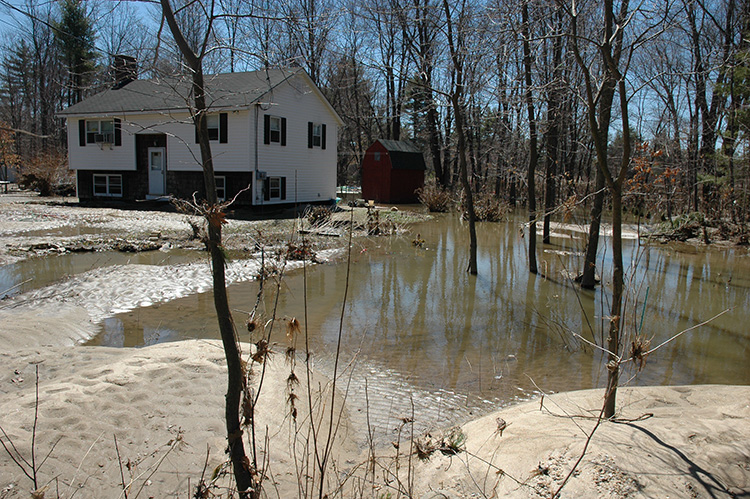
0 340 355 498
1 192 748 498
413 385 749 498
1 338 747 498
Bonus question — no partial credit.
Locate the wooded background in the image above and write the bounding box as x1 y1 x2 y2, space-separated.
0 0 748 220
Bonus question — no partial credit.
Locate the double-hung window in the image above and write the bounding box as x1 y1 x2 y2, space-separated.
269 177 281 198
79 118 121 147
215 175 226 201
312 124 322 147
86 119 114 144
207 115 220 141
307 122 326 149
195 113 228 143
263 115 286 145
269 117 281 143
263 176 286 201
93 174 122 197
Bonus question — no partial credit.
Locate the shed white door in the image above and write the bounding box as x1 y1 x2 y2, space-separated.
148 147 166 195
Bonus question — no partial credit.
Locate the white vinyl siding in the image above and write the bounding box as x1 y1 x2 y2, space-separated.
68 112 248 173
66 72 338 205
68 117 131 171
255 74 337 205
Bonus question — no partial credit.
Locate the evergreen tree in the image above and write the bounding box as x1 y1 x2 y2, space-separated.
54 0 96 106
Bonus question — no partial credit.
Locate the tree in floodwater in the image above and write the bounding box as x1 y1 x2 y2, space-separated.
563 0 667 418
443 0 478 275
522 0 538 274
158 0 254 495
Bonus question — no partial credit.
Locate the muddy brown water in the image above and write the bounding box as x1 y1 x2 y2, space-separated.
0 250 202 298
4 212 748 439
85 214 749 422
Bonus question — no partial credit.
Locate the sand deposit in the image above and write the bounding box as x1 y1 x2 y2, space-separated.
1 190 748 498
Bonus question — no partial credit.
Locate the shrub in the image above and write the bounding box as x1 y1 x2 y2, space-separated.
416 183 454 212
18 150 74 196
474 191 507 222
462 191 507 222
305 205 332 227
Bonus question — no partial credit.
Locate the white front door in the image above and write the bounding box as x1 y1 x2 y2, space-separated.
148 147 166 195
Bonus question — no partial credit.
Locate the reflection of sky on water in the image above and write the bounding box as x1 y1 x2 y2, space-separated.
92 213 749 404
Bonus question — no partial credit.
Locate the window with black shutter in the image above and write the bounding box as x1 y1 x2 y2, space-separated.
196 113 228 143
308 122 326 149
78 118 122 147
264 177 286 201
264 115 286 145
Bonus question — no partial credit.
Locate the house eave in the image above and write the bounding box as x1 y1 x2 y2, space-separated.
58 105 253 119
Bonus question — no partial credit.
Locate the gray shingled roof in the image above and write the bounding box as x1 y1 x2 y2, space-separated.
59 68 302 116
374 139 426 170
377 139 423 154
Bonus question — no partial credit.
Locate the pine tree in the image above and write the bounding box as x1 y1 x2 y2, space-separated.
54 0 96 106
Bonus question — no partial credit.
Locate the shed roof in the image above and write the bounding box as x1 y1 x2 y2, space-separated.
376 139 423 154
370 139 426 171
59 68 333 118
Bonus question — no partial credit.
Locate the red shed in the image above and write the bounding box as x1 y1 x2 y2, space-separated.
361 139 426 203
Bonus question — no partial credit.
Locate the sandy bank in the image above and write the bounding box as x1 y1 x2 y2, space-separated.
0 340 355 498
413 384 749 498
1 337 747 498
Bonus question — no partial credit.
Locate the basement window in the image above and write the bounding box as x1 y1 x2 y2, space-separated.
269 177 281 198
93 174 122 197
263 176 286 201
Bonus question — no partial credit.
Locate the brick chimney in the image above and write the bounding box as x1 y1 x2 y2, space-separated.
112 54 137 89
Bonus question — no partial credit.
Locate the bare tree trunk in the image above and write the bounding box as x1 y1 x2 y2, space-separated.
580 167 605 289
600 0 632 420
543 16 563 245
523 1 538 274
567 0 633 419
453 93 478 275
443 0 477 275
604 187 623 417
159 1 253 495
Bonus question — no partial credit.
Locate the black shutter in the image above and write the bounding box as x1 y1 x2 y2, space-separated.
308 122 313 148
322 124 326 150
219 113 228 143
114 118 122 146
79 120 86 146
263 178 270 201
195 118 199 144
263 115 270 144
281 118 287 146
280 177 286 200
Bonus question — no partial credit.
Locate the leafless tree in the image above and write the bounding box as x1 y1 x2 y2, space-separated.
158 0 254 495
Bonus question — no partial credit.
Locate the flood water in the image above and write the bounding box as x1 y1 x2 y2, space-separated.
0 250 202 299
87 213 750 412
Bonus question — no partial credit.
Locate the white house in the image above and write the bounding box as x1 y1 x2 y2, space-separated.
59 66 342 206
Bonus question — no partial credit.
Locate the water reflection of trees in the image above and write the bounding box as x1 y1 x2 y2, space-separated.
95 214 749 399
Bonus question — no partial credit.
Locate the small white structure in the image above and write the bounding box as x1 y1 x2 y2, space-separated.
59 67 341 206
